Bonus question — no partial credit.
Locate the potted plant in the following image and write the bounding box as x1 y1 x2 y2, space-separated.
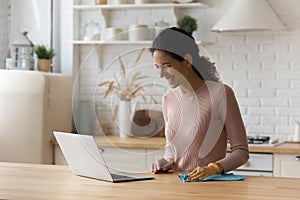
35 45 55 72
177 15 198 35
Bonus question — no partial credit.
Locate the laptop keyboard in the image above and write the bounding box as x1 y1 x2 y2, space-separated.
111 173 132 180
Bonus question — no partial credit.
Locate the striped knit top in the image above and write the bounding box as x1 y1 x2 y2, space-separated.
162 81 249 173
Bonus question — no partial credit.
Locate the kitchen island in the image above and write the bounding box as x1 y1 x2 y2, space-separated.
0 162 299 200
52 135 300 177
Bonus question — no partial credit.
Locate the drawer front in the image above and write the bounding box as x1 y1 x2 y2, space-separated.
231 170 273 177
235 153 273 171
274 154 300 178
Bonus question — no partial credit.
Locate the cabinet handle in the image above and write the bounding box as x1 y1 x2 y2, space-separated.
294 155 300 161
98 147 104 153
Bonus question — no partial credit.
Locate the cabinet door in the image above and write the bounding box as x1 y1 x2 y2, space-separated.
101 147 147 172
274 154 300 178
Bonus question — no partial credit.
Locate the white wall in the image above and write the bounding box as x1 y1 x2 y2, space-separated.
0 0 52 70
10 0 52 48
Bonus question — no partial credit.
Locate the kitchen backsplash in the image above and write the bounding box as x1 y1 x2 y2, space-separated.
204 0 300 138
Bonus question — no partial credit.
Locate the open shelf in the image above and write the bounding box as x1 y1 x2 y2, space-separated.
71 40 203 45
72 3 209 10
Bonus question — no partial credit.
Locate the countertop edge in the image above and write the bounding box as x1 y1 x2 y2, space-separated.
51 135 300 154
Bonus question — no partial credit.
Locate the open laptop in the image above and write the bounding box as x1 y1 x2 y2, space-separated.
53 131 154 182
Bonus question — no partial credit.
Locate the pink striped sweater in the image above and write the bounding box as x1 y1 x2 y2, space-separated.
162 81 249 173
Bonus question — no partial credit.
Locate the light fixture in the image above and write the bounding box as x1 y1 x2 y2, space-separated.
211 0 286 32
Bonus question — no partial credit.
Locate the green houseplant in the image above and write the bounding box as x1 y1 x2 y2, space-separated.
34 45 55 72
177 15 198 35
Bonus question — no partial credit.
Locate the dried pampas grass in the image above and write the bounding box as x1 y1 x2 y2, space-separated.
98 48 157 120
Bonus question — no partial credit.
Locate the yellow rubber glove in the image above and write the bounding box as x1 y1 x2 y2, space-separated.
187 163 223 181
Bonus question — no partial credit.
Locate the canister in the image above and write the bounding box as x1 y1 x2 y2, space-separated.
134 0 151 4
128 24 149 41
105 27 123 41
95 0 107 4
108 0 127 4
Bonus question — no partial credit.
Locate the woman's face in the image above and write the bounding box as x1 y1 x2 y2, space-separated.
153 50 190 88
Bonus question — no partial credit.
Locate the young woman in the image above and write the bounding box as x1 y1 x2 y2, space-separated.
150 27 249 181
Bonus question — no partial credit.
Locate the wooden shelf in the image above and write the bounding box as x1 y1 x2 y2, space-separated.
72 40 152 45
71 40 203 45
72 3 208 10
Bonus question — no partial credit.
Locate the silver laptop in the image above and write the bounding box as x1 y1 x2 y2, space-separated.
53 131 154 182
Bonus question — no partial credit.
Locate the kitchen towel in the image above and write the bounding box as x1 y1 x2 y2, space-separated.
178 173 246 182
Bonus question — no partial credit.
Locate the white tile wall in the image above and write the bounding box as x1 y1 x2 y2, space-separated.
75 0 300 139
204 0 300 138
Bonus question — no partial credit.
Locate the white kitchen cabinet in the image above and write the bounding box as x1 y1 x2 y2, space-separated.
101 147 147 171
228 152 273 176
54 145 165 172
273 153 300 178
101 147 165 171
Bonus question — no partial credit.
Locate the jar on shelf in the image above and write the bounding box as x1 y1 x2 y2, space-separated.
95 0 107 4
84 20 101 41
154 19 170 37
105 27 123 41
108 0 127 4
134 0 151 4
128 24 151 41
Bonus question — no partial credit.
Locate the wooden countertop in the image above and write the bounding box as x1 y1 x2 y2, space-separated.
248 142 300 154
1 162 300 200
92 135 300 154
52 135 300 154
94 135 166 149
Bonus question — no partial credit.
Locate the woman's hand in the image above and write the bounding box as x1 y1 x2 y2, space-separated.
187 163 223 181
151 158 174 174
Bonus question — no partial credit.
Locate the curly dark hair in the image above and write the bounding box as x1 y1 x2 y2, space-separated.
149 27 221 83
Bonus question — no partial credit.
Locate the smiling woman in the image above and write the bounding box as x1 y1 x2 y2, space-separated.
149 27 249 181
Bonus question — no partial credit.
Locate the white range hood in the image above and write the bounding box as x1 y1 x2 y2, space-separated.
211 0 286 32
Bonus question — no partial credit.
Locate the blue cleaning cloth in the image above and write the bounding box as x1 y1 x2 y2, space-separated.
178 173 246 182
